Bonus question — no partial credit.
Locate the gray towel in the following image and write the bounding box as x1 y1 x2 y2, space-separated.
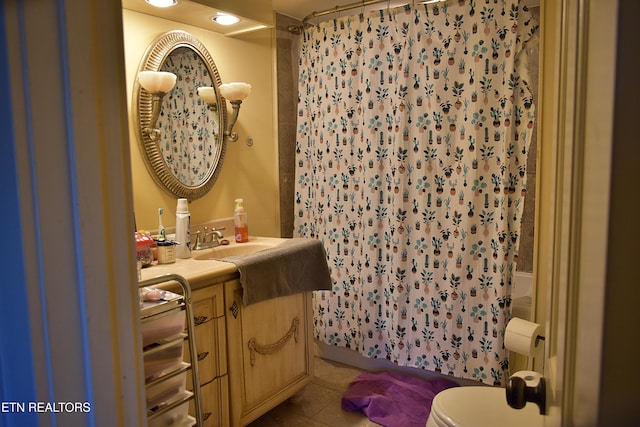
224 238 333 306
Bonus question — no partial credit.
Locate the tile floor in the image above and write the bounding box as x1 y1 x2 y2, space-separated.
247 357 382 426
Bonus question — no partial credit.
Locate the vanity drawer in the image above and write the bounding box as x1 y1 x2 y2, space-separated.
185 284 227 383
189 375 229 427
192 285 224 322
185 316 227 384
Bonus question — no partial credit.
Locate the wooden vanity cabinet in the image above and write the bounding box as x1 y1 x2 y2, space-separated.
224 279 314 427
175 275 313 427
184 284 230 427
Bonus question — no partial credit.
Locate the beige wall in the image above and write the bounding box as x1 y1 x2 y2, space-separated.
123 10 280 237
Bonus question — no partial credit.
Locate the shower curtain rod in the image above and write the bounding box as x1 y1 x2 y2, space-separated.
302 0 400 24
287 0 444 32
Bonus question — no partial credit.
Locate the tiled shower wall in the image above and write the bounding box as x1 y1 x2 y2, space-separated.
275 9 539 273
517 6 539 273
276 13 300 240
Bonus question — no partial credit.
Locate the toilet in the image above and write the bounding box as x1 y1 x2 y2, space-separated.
427 317 546 426
426 385 543 427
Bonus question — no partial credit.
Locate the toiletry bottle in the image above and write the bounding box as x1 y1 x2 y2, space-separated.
234 198 249 243
175 198 191 258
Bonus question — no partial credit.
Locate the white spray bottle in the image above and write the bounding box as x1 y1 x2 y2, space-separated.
175 198 191 258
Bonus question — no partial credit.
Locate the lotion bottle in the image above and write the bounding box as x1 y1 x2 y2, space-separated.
234 198 249 243
175 198 191 258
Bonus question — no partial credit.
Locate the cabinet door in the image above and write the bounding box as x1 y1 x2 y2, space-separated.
225 279 313 425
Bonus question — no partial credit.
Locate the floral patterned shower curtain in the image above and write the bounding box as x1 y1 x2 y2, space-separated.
294 0 538 384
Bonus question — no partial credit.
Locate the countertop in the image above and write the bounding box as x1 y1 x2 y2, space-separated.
139 236 287 290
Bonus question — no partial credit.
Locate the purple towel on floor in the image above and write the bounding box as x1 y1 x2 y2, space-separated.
342 370 459 427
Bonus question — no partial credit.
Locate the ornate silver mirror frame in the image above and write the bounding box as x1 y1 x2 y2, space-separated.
133 30 226 200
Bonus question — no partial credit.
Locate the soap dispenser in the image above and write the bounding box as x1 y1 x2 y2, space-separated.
234 198 249 243
175 198 191 258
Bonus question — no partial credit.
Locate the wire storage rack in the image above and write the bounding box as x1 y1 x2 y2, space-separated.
139 274 203 427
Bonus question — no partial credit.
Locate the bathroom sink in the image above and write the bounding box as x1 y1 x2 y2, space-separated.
192 242 276 260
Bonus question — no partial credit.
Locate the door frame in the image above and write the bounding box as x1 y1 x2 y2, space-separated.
535 0 618 425
0 1 144 425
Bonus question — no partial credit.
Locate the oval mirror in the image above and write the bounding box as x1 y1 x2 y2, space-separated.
134 30 226 200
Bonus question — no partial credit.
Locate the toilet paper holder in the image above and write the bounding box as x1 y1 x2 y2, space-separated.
505 317 545 357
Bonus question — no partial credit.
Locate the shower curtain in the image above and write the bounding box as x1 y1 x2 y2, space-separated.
294 0 538 384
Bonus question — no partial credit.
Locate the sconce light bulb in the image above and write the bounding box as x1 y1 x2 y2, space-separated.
197 87 217 105
138 71 177 94
219 82 251 101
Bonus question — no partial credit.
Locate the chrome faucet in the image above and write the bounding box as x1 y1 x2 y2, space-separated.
193 226 225 250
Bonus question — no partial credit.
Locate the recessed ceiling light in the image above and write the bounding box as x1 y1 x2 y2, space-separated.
212 13 240 26
145 0 178 7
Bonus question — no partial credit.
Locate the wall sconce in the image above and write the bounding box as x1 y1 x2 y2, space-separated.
198 82 250 142
219 82 251 142
137 70 177 141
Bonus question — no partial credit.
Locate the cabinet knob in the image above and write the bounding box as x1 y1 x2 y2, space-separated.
506 375 546 415
194 315 209 326
197 351 209 362
229 301 239 319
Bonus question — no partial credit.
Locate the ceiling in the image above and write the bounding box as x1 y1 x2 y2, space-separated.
122 0 381 36
121 0 271 36
122 0 540 36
